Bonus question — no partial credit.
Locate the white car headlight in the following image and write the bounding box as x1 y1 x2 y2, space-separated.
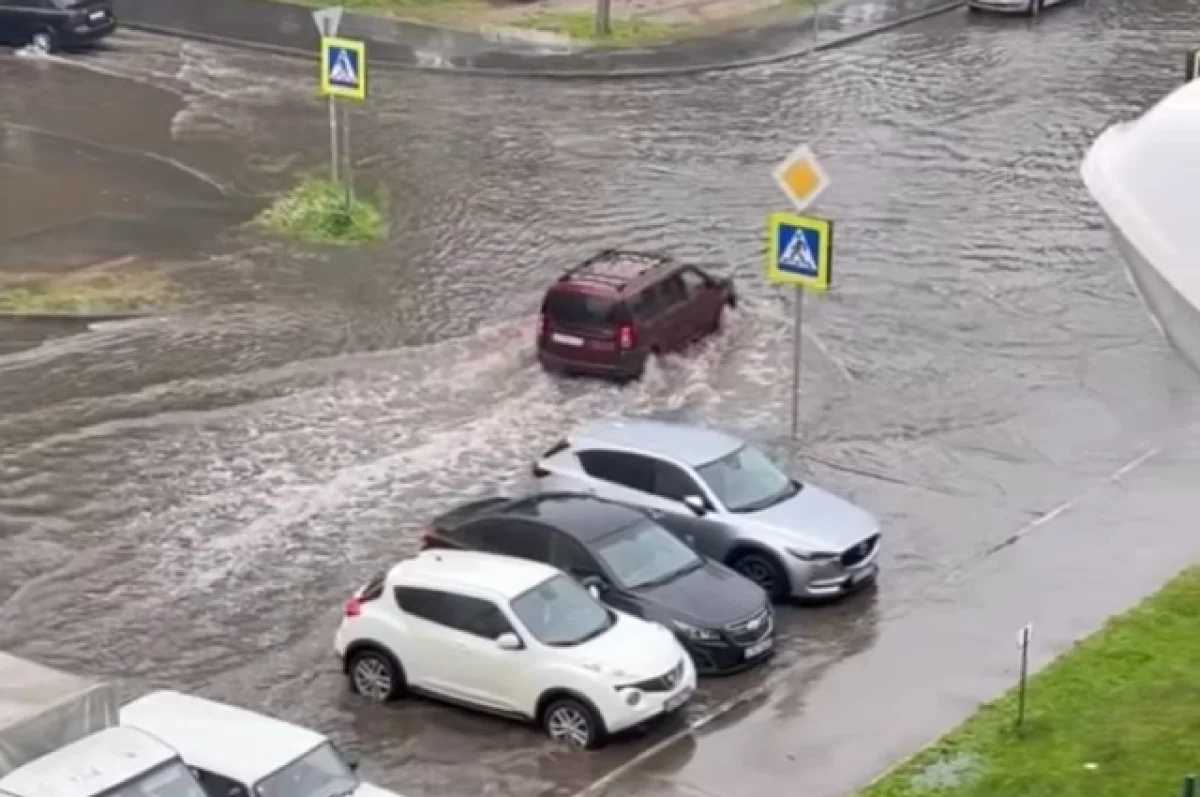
786 548 839 562
671 620 720 641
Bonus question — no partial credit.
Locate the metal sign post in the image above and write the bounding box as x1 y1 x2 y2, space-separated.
318 33 367 212
1015 623 1033 734
790 290 803 442
767 145 834 453
312 7 345 183
341 100 353 207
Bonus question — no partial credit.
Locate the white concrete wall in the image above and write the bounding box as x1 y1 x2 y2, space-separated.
1082 79 1200 373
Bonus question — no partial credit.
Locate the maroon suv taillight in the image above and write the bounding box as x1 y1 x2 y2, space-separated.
617 323 636 350
537 312 547 338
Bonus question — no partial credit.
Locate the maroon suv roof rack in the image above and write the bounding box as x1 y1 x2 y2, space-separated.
558 249 676 293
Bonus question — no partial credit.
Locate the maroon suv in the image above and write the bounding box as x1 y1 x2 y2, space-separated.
537 250 737 380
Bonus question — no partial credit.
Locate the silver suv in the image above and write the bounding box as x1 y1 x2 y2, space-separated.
531 418 881 601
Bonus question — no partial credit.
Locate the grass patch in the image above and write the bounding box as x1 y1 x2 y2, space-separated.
281 0 485 26
862 566 1200 797
514 11 685 42
0 269 178 315
257 175 386 246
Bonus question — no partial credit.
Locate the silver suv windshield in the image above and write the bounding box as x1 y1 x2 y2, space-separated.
594 520 701 589
696 444 798 513
255 742 359 797
510 574 613 647
100 761 208 797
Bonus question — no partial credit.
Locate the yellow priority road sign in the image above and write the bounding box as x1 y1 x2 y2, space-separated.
320 37 367 101
772 144 831 213
765 211 833 292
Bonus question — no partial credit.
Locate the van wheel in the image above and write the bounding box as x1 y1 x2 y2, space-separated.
542 697 604 750
31 29 58 53
730 551 789 601
348 647 405 703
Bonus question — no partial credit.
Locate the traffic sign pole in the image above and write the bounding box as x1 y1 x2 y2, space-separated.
767 144 833 452
790 288 804 449
313 7 345 185
342 100 353 207
329 95 340 184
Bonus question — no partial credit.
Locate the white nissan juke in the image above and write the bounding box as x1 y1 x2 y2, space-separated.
334 549 697 749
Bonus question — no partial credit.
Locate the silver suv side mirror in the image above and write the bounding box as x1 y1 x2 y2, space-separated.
683 495 708 516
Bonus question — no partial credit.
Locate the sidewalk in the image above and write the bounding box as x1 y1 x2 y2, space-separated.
576 429 1200 797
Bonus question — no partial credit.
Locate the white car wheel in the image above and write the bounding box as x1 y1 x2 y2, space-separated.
543 699 601 750
350 649 403 702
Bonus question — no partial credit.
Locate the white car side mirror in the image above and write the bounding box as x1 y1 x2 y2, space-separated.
496 632 523 651
683 495 707 516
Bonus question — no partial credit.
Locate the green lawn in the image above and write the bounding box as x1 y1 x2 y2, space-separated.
257 175 386 246
0 270 177 315
513 11 685 43
862 566 1200 797
282 0 486 26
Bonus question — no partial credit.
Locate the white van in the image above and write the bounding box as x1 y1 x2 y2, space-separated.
0 725 207 797
121 691 401 797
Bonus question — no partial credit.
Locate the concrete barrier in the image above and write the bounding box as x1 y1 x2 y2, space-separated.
114 0 965 78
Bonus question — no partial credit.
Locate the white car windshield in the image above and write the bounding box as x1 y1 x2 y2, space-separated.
510 574 613 647
696 444 798 513
593 521 702 590
100 761 208 797
256 742 359 797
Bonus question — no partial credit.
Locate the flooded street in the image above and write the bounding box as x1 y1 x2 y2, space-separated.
4 0 1200 793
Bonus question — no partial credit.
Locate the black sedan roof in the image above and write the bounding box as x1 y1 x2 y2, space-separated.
498 492 647 542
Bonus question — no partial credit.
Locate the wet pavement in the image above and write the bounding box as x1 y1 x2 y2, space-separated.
3 0 1200 794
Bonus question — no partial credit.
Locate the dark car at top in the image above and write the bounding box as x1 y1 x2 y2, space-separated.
0 0 115 53
537 249 737 381
421 492 776 675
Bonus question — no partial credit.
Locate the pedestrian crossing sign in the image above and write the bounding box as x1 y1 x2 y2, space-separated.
320 37 367 101
765 211 833 291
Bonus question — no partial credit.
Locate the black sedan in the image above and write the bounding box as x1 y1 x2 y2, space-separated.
422 492 776 675
0 0 116 53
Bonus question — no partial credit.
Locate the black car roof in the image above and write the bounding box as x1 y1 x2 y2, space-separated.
500 492 646 542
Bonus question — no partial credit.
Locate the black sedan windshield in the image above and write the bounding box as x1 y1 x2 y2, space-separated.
593 520 701 589
511 574 613 646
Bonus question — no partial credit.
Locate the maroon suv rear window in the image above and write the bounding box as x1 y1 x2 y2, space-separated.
545 291 618 328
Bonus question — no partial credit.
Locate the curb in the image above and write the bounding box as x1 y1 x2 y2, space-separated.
0 311 154 323
122 0 965 80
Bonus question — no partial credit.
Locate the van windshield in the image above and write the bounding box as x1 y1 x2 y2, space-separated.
99 761 208 797
545 292 617 328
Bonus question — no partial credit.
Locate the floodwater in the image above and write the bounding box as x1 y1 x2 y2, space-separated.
3 0 1200 794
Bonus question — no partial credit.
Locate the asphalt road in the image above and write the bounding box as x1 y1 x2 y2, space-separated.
2 0 1200 794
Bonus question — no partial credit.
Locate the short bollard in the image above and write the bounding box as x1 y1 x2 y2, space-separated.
1182 775 1196 797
